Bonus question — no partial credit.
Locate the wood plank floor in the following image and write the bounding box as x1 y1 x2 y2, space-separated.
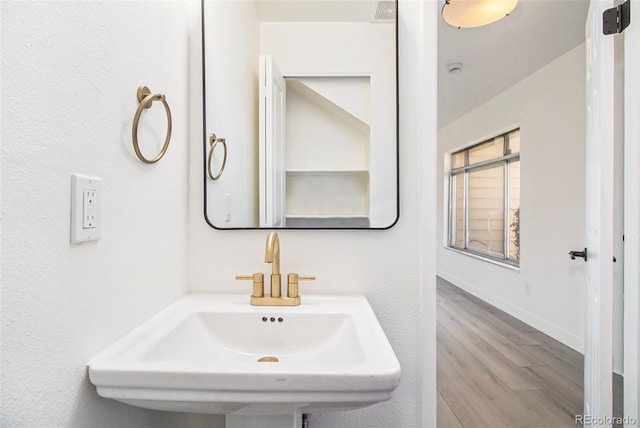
437 276 586 427
437 276 624 427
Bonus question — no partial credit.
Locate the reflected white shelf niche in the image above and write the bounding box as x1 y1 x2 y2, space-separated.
285 76 371 227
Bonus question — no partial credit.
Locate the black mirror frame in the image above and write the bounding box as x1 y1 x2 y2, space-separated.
201 0 399 230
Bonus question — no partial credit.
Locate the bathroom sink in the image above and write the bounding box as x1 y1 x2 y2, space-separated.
88 294 401 416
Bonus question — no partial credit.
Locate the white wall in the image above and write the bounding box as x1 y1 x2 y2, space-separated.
437 44 587 351
260 22 397 227
203 1 260 227
188 1 438 427
1 1 194 426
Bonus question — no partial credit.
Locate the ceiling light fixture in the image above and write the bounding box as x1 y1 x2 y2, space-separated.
442 0 518 29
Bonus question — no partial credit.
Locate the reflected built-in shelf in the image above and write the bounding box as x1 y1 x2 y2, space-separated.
285 76 371 227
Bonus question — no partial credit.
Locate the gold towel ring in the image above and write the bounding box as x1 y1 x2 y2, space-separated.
208 133 227 180
132 86 172 164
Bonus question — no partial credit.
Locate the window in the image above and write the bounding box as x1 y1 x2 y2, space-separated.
448 129 520 265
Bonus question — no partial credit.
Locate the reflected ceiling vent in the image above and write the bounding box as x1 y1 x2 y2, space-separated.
371 0 396 22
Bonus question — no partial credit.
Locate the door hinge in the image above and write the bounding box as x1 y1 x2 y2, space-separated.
603 0 631 35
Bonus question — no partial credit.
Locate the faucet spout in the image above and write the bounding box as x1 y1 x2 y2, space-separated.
264 232 280 274
264 232 281 297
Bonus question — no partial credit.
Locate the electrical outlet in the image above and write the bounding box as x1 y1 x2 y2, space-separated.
524 282 532 296
71 174 101 243
83 189 97 228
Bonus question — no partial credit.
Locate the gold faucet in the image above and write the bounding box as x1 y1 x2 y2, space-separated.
236 232 315 306
264 231 281 298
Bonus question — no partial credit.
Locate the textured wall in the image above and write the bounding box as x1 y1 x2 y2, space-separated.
1 0 438 426
1 1 193 426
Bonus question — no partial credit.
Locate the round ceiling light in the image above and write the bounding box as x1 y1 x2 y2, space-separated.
442 0 518 29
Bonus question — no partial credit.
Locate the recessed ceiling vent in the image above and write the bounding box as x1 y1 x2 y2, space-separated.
372 0 396 22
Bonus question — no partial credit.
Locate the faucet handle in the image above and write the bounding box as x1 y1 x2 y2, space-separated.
287 273 316 299
235 273 264 298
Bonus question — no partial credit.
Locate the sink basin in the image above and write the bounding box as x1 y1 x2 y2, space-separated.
88 294 401 417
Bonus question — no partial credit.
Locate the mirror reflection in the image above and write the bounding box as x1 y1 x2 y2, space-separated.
202 0 398 229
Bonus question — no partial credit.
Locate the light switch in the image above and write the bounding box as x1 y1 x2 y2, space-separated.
71 174 101 243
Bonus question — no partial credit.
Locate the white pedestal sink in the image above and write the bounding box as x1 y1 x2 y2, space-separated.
88 294 401 427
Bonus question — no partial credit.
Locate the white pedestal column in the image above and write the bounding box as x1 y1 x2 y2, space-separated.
225 409 302 428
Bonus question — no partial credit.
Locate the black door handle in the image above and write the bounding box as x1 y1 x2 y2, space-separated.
569 248 588 262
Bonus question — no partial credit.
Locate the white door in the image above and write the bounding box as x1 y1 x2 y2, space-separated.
624 0 640 424
584 0 615 424
259 55 287 227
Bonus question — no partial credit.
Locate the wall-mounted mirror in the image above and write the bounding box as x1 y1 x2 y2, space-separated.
202 0 398 229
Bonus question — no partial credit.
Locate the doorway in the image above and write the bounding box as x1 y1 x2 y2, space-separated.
435 0 630 425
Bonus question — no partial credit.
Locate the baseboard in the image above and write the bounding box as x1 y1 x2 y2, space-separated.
437 270 585 354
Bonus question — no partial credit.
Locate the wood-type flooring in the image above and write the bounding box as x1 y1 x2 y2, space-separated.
436 277 623 427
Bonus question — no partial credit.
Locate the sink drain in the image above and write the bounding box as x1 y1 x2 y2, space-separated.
257 356 279 363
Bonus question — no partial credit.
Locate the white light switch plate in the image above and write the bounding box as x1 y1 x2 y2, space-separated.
71 174 102 243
